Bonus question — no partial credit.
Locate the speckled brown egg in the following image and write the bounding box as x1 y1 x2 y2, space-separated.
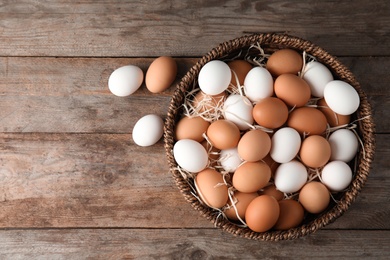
175 116 210 142
266 49 303 77
287 107 328 136
273 199 305 230
274 74 311 107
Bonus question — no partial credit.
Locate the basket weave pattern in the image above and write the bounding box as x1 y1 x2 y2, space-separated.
164 33 375 241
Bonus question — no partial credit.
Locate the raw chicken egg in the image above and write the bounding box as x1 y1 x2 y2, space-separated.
245 195 280 232
108 65 144 97
324 80 360 115
198 60 231 95
274 74 311 107
270 127 301 163
274 160 308 193
132 114 164 147
328 129 359 162
317 98 350 127
302 61 334 98
300 135 331 168
224 191 258 221
274 199 305 230
228 60 253 89
219 148 243 173
321 161 353 192
195 168 229 209
175 116 210 142
253 97 289 129
266 49 303 77
192 91 227 116
243 66 274 102
207 119 241 150
287 107 327 136
223 94 254 130
237 129 271 162
145 56 177 93
299 181 330 214
259 185 284 201
233 161 271 193
173 139 208 173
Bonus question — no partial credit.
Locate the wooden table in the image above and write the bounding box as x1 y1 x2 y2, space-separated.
0 1 388 259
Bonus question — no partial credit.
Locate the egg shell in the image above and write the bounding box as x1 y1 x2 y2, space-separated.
328 129 359 162
253 97 289 129
198 60 231 95
321 161 353 192
224 191 258 221
245 195 280 232
287 107 328 136
266 49 303 77
132 114 164 147
302 61 334 98
274 74 311 107
274 199 305 230
195 168 229 209
173 139 208 173
223 94 254 130
175 116 210 142
219 148 243 173
317 98 351 127
228 60 253 90
108 65 144 97
299 181 330 214
145 56 177 93
259 185 284 201
192 91 227 117
274 160 308 193
233 161 271 193
243 66 274 102
300 135 331 168
237 129 271 162
270 127 301 163
206 119 241 150
324 80 360 115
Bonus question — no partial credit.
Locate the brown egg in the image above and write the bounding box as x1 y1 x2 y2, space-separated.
224 191 258 221
237 129 271 162
145 56 177 93
175 116 210 142
266 49 303 77
227 60 253 89
300 135 331 168
253 97 289 129
317 98 351 127
287 107 328 136
274 199 305 230
259 184 284 201
207 119 241 150
245 195 280 232
195 168 229 209
192 91 227 115
274 74 311 107
299 181 330 214
233 161 271 193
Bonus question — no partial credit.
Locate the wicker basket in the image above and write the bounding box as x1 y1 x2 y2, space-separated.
164 33 375 241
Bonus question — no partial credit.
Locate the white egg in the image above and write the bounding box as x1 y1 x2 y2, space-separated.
321 161 352 191
219 148 243 173
302 61 334 98
270 127 301 163
198 60 231 95
108 65 144 97
274 160 308 193
243 66 274 102
173 139 208 173
324 80 360 115
223 94 254 130
132 114 164 147
329 129 359 162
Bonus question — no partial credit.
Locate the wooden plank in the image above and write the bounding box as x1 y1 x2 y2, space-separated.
0 1 388 57
0 229 388 259
0 133 388 229
0 57 387 133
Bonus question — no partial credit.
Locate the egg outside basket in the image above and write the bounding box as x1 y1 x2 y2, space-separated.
164 33 375 241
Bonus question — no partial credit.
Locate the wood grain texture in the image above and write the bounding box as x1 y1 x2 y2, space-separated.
0 229 389 259
0 1 388 57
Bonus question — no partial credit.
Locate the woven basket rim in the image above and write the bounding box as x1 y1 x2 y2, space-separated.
164 33 376 241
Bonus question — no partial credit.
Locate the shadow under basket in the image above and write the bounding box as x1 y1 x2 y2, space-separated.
164 33 376 241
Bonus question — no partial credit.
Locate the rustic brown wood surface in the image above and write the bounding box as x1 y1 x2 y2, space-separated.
0 0 389 259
